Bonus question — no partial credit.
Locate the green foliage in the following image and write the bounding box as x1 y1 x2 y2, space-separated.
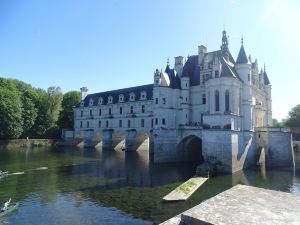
0 78 23 139
58 91 80 129
272 118 285 127
285 104 300 127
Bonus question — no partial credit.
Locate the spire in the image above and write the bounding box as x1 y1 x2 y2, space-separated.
236 37 249 64
221 30 229 52
263 63 270 85
165 57 171 73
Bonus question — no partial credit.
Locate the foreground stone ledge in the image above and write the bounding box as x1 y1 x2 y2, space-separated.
161 184 300 225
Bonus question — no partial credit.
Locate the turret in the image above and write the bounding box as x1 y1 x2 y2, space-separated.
154 69 161 86
235 38 251 84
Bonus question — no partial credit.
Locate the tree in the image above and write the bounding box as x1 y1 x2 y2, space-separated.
0 78 23 139
285 104 300 127
58 91 80 129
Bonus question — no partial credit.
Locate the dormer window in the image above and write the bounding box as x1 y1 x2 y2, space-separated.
89 98 94 106
140 91 147 100
108 95 113 104
98 97 103 105
129 92 135 101
119 94 124 102
80 101 84 107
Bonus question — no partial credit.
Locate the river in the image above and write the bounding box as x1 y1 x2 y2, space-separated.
0 146 299 224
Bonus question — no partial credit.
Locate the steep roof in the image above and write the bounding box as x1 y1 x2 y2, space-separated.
81 84 153 107
236 45 249 64
264 71 270 85
164 65 181 89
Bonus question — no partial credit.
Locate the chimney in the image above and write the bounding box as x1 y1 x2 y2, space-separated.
198 45 207 65
80 87 88 100
174 56 184 76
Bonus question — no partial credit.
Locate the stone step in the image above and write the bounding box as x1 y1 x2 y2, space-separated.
162 177 208 201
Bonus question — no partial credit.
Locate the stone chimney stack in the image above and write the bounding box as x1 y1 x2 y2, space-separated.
174 56 184 76
198 45 207 65
80 87 88 100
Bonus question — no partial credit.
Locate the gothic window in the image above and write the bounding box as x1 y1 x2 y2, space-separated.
119 120 122 128
128 120 131 128
141 119 144 128
129 92 135 101
108 96 113 104
119 94 124 102
106 120 109 128
89 98 94 106
130 106 134 114
202 94 206 104
120 107 123 114
142 105 145 113
215 90 220 112
225 90 230 112
162 118 166 125
98 97 103 105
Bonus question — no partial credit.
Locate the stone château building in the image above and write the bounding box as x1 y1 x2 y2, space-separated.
73 31 294 173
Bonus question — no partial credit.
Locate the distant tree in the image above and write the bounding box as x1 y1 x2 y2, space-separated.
285 104 300 127
47 87 63 128
58 91 80 129
0 78 23 139
272 119 284 127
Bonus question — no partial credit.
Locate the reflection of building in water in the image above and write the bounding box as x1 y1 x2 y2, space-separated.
72 30 294 174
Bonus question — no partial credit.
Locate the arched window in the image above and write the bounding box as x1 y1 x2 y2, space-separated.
215 90 220 112
225 90 230 112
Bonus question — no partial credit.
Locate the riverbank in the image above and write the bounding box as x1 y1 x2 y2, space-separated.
0 139 57 148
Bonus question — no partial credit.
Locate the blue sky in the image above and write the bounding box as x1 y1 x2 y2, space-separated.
0 0 299 120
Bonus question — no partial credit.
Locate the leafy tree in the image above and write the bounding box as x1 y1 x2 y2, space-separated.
0 78 23 139
272 119 284 127
47 86 63 128
58 91 80 129
285 104 300 127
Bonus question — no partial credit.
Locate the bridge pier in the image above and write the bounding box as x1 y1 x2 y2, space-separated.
102 129 114 150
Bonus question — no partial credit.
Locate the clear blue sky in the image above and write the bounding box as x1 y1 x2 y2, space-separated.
0 0 299 120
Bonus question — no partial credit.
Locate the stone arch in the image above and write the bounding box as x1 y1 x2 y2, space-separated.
113 131 126 151
177 135 204 163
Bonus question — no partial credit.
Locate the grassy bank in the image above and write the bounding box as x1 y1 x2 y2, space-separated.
0 139 57 148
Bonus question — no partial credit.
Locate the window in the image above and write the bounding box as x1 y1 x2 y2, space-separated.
202 94 206 104
186 97 188 102
80 101 84 107
185 82 188 87
225 90 230 112
119 120 122 128
130 106 134 113
215 90 220 112
142 105 145 113
162 118 166 125
87 121 89 128
99 120 101 128
106 120 109 128
120 107 123 114
162 98 166 104
129 93 135 101
99 109 101 116
98 97 103 105
119 94 124 102
151 119 153 128
155 118 158 125
90 110 93 116
155 98 158 104
128 120 131 128
215 70 219 78
140 91 146 100
141 119 144 127
109 108 112 115
81 111 83 117
80 121 82 128
248 74 250 81
108 96 113 104
89 98 94 106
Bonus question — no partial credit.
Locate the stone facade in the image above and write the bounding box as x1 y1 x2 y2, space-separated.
73 30 294 173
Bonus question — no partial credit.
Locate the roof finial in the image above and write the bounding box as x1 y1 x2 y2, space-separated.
241 35 244 46
167 57 169 66
221 29 229 52
264 63 266 72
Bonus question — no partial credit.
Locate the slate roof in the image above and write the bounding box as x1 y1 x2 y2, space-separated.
181 50 241 86
80 84 153 107
236 45 249 64
264 71 270 85
165 65 181 89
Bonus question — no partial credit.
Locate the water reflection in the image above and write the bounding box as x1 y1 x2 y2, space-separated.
0 147 299 225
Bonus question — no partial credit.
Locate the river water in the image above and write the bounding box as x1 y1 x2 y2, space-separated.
0 146 299 225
